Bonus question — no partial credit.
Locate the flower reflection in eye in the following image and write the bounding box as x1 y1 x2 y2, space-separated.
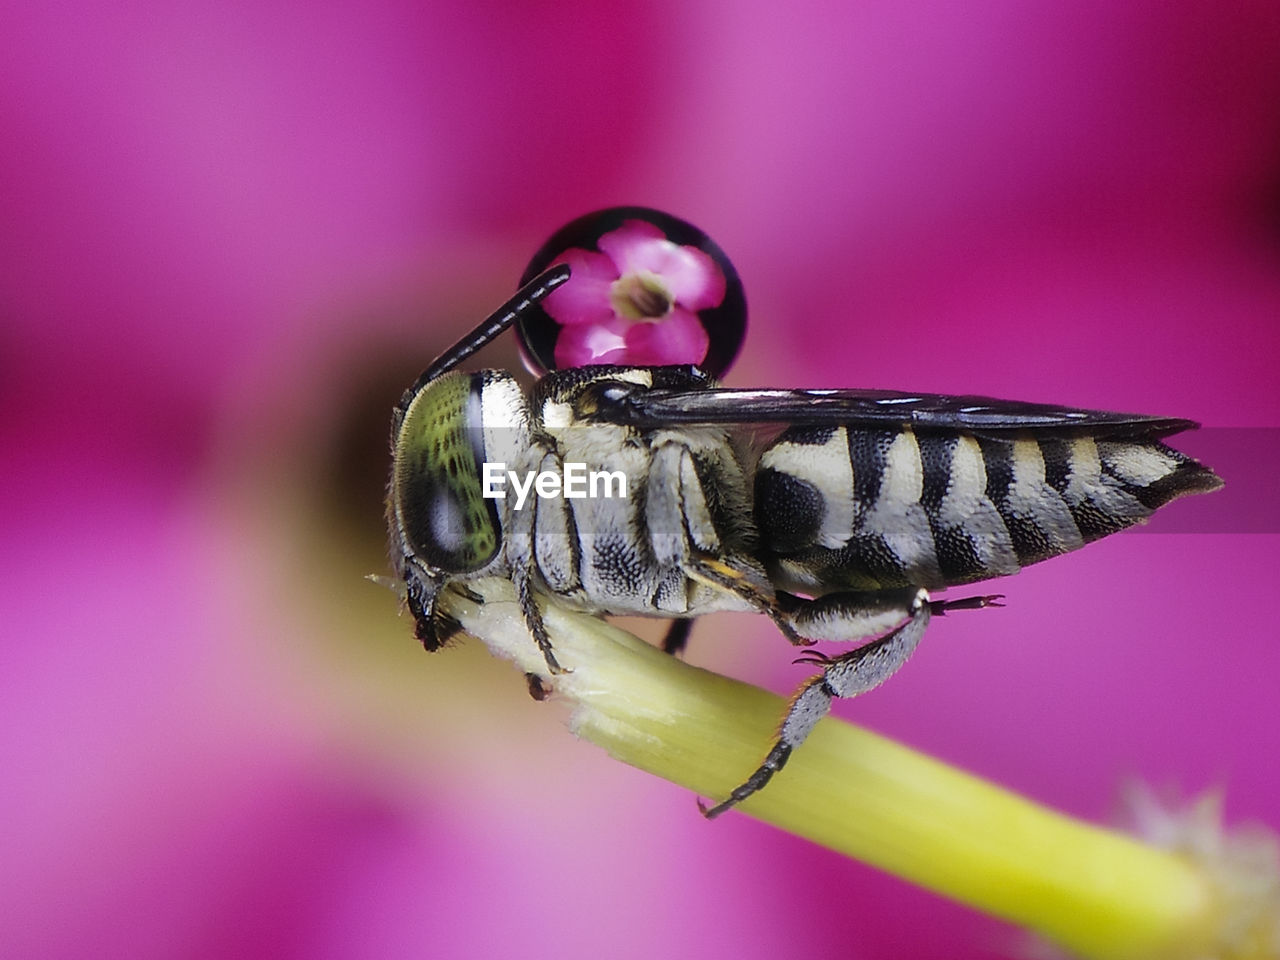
517 207 747 378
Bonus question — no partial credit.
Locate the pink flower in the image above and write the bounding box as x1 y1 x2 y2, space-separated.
544 219 727 367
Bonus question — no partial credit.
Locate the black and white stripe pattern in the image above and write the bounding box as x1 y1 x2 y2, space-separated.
757 424 1219 591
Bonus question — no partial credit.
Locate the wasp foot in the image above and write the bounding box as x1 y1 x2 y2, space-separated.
930 594 1005 615
525 672 551 701
660 618 694 657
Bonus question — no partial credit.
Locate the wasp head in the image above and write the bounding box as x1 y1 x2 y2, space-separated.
387 368 532 648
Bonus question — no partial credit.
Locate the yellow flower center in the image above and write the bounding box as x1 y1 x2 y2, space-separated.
610 271 673 321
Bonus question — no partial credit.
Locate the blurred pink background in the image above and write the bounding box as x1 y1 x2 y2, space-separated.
3 2 1278 957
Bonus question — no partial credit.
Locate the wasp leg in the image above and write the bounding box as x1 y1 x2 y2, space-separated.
452 583 486 604
700 588 931 819
503 446 570 676
930 594 1004 615
431 609 467 646
511 562 567 675
530 450 581 598
683 555 810 645
661 618 694 656
646 441 724 560
773 587 925 644
525 672 551 701
645 442 778 623
401 561 459 652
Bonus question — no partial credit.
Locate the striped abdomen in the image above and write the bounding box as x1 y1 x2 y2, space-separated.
754 424 1221 593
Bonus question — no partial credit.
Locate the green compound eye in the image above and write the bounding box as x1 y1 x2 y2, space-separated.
392 371 500 572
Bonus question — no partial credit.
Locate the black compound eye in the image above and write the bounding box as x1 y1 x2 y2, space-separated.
391 372 501 573
516 207 746 379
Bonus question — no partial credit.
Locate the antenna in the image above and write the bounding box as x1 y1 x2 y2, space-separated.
419 264 570 384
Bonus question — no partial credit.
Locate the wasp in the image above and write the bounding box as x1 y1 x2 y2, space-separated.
386 209 1221 818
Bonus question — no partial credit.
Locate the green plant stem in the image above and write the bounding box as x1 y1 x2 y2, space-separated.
441 580 1227 960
